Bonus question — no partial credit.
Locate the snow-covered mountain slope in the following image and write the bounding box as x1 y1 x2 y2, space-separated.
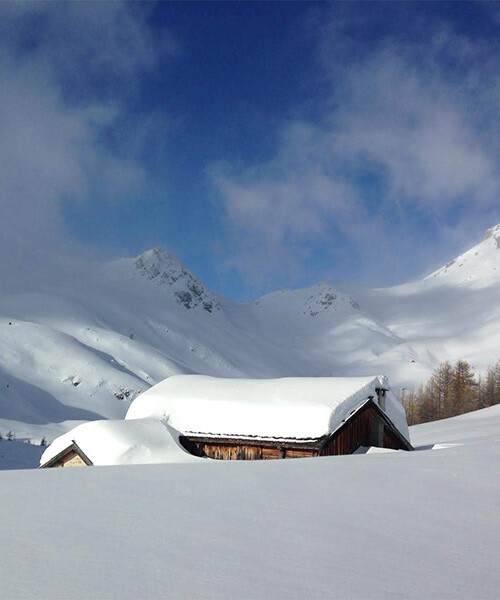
0 405 499 599
0 439 44 471
0 225 499 443
348 223 500 383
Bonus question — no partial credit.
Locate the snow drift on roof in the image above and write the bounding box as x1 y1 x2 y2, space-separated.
40 418 199 467
126 374 410 443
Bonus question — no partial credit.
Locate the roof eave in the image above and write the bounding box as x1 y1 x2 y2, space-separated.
181 433 325 450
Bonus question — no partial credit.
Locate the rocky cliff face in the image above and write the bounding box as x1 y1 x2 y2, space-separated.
301 284 360 317
134 248 221 313
485 224 500 248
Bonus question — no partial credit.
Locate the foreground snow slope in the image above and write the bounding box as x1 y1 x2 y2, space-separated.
0 225 499 442
0 406 498 599
410 403 500 447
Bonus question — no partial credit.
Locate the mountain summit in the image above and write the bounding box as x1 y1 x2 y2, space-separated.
134 248 220 313
485 223 500 244
425 223 500 286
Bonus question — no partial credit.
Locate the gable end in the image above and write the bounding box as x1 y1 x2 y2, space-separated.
319 398 413 456
39 440 94 469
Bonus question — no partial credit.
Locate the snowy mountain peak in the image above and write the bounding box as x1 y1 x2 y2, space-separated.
253 282 360 319
424 224 500 286
302 283 360 317
134 248 221 313
484 223 500 247
135 247 185 276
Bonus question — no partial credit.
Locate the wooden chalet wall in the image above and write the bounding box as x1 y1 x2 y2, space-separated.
383 426 405 450
180 437 316 460
320 403 378 456
319 401 411 455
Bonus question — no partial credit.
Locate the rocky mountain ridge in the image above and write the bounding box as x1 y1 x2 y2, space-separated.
134 248 220 313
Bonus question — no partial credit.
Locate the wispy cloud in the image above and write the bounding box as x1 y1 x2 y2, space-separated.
329 22 499 210
0 3 174 279
210 121 363 287
212 6 500 290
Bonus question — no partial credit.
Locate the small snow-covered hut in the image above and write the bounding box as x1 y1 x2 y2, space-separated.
125 375 413 459
39 417 198 468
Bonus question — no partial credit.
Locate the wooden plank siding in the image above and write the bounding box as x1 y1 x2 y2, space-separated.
181 439 316 460
320 403 378 456
319 401 412 455
383 427 405 450
284 448 316 459
261 447 281 460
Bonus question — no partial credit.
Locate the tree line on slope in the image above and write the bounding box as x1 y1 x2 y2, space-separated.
0 431 46 446
401 359 500 425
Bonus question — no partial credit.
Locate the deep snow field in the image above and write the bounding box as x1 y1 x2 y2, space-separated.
0 223 499 598
0 405 498 600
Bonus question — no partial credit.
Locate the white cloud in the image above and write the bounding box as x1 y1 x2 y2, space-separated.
212 11 500 289
210 120 363 287
0 3 176 101
332 47 498 209
0 3 173 280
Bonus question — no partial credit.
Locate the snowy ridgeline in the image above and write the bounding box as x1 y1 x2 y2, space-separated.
0 223 499 444
0 405 499 599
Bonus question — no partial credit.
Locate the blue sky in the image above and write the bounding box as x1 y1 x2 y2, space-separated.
1 2 500 300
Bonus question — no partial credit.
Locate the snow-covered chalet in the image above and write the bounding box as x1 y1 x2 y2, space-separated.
40 374 412 468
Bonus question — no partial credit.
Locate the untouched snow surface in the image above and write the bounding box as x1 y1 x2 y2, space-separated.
126 374 410 442
0 406 498 599
410 403 500 448
0 224 499 443
0 440 44 471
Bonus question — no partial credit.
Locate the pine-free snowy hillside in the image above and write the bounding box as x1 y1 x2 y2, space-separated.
0 405 499 599
0 225 499 445
349 223 500 384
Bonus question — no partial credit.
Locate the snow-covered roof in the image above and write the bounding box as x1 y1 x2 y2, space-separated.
126 374 410 444
40 418 199 467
